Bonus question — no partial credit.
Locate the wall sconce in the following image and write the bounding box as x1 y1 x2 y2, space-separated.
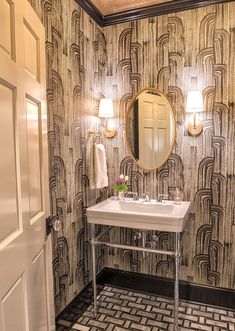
98 98 116 138
186 90 204 136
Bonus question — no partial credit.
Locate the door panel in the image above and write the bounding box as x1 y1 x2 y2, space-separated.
29 249 48 331
26 97 42 219
0 0 15 60
143 127 154 167
156 103 170 163
0 80 21 245
0 1 55 330
1 275 28 331
157 128 167 162
23 20 39 81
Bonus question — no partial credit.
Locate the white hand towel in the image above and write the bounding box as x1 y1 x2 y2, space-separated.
94 143 108 188
87 135 96 189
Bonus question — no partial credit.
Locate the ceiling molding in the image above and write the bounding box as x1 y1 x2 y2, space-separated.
76 0 235 27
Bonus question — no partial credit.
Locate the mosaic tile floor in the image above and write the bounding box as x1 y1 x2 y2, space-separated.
56 285 235 331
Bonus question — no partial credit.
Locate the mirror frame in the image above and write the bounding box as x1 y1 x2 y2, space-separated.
125 88 176 172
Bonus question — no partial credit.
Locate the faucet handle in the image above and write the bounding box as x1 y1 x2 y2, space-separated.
157 194 169 202
143 192 151 201
125 191 139 200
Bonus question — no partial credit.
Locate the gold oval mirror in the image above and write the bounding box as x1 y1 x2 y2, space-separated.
125 88 175 171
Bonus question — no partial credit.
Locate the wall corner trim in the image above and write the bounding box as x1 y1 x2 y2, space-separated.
75 0 104 26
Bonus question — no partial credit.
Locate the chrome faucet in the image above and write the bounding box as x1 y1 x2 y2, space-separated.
124 191 139 200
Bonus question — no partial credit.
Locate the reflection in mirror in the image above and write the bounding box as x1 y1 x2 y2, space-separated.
126 89 175 171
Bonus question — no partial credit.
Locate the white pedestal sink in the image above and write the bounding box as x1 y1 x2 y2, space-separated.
87 197 191 331
87 198 191 232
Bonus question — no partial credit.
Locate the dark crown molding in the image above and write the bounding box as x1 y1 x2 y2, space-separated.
75 0 235 27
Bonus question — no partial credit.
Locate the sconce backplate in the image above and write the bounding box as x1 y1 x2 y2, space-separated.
188 123 203 136
104 128 116 138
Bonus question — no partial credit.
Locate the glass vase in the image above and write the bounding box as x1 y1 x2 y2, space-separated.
117 191 125 200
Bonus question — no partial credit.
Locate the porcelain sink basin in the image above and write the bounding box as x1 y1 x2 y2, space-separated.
87 198 191 232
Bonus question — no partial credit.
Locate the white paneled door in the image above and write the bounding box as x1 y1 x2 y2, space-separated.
0 0 55 330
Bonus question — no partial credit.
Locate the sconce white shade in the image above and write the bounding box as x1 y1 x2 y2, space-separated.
186 91 204 113
98 98 114 117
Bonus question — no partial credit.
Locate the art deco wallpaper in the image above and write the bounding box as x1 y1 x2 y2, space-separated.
30 0 235 315
103 3 235 290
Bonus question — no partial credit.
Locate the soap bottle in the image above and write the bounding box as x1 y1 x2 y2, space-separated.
174 187 183 205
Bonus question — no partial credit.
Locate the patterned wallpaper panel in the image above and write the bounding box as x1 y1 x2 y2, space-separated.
30 0 108 315
103 3 235 290
29 0 235 315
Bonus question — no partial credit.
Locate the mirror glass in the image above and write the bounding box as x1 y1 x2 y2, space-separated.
125 88 175 171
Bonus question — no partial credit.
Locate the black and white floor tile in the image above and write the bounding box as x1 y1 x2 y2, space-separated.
56 285 235 331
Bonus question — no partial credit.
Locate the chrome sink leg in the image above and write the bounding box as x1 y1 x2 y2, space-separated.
174 232 180 331
91 224 97 318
